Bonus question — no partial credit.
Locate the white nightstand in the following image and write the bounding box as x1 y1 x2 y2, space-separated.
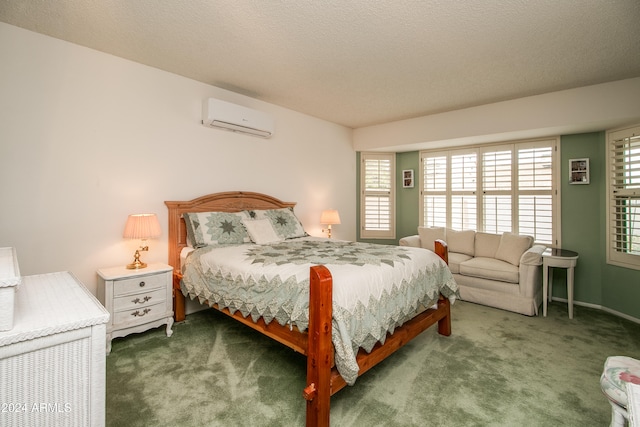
97 263 173 354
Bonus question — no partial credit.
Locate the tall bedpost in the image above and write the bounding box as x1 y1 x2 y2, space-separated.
434 239 451 336
303 265 333 427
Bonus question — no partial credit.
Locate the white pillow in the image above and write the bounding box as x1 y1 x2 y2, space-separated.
243 208 307 239
417 226 446 251
242 218 284 245
475 232 501 258
495 232 533 266
446 229 475 256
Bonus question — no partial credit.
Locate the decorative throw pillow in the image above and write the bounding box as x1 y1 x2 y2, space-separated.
474 232 502 258
242 218 284 245
446 229 475 256
417 226 446 251
243 208 307 239
183 211 250 247
495 232 533 266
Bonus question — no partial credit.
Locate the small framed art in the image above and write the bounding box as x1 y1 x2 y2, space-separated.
403 169 414 188
569 158 589 184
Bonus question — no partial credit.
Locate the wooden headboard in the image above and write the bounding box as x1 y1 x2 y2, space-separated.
164 191 296 273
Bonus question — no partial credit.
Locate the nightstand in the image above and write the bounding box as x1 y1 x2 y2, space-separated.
97 263 173 353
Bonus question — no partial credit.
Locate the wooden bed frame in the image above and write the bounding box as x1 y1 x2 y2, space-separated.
165 191 452 427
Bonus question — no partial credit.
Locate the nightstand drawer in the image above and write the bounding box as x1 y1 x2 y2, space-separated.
113 274 165 296
113 301 166 325
113 288 165 311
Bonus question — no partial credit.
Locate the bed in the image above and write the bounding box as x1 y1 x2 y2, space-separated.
165 191 458 427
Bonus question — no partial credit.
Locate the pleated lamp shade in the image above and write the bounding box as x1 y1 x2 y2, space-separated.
320 210 341 225
123 213 162 240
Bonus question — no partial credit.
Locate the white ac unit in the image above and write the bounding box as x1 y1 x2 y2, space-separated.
202 98 275 138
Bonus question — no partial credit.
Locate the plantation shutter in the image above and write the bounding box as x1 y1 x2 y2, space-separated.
420 138 557 244
361 152 395 239
482 147 513 234
450 151 477 230
608 126 640 268
517 144 554 244
421 153 447 227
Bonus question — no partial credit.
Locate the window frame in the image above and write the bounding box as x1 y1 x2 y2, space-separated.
360 152 396 239
606 124 640 270
419 137 560 245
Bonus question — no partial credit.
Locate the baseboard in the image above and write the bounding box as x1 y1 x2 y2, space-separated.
551 297 640 325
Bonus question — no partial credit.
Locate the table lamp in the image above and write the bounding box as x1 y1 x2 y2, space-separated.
320 209 341 239
123 213 161 269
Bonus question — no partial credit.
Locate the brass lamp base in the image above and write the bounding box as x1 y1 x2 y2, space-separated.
126 247 149 269
126 260 148 269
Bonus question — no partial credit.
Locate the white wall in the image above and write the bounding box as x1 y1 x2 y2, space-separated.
354 77 640 152
0 23 355 300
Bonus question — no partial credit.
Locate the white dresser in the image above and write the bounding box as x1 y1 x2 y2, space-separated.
97 263 173 354
0 271 109 427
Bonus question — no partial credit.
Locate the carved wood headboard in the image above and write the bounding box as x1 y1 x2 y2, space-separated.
164 191 296 273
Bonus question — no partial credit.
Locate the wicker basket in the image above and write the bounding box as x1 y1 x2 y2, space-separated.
0 247 21 331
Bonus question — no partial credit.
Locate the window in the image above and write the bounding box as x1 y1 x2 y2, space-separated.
360 152 395 239
420 138 558 244
607 125 640 270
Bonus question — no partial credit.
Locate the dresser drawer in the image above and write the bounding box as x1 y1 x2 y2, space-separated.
113 288 165 311
113 273 165 296
113 301 166 325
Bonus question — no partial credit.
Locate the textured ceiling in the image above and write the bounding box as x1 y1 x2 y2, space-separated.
1 0 640 128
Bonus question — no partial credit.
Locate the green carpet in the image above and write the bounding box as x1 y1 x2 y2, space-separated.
106 301 640 426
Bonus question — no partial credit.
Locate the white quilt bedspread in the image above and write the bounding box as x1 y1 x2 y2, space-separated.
181 237 458 385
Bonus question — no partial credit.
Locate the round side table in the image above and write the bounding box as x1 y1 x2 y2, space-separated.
542 248 578 319
542 248 579 319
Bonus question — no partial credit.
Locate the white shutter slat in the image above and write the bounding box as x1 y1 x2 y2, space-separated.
361 153 395 239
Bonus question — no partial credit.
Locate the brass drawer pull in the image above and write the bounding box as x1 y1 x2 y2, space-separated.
132 296 151 304
131 308 151 317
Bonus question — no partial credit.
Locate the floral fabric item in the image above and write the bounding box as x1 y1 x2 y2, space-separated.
244 208 307 239
181 236 459 385
600 356 640 407
184 211 251 247
245 239 411 266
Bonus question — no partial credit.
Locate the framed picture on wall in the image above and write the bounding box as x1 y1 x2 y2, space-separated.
403 169 414 188
569 158 589 184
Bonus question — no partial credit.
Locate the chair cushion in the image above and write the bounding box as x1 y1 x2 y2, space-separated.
600 356 640 408
459 257 520 283
447 252 472 274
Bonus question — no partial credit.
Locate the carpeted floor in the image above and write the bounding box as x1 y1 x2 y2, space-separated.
106 301 640 426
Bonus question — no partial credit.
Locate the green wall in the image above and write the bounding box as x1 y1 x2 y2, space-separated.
356 151 420 246
559 133 604 305
357 132 640 320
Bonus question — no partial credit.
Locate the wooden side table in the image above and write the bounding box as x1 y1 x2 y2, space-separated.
97 263 173 354
542 248 579 319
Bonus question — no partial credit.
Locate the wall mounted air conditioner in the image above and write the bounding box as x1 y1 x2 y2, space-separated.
202 98 275 138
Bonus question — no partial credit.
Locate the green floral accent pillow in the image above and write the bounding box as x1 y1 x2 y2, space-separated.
243 208 307 239
183 212 250 247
